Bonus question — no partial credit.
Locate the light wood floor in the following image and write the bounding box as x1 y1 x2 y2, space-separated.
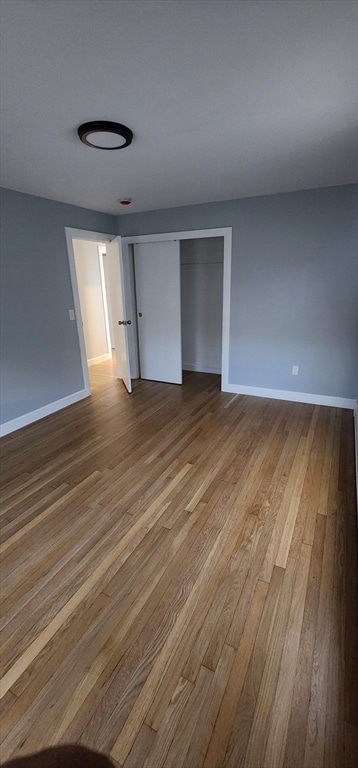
1 359 357 767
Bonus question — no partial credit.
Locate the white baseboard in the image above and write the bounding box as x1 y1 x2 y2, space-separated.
0 388 90 437
87 353 111 366
221 383 355 410
183 364 221 374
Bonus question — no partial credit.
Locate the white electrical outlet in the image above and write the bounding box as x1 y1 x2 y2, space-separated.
69 309 75 320
292 365 299 375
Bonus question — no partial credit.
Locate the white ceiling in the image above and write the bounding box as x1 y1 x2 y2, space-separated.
1 0 357 215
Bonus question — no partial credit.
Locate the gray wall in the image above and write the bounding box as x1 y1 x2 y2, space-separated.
118 184 358 400
0 189 116 424
1 183 356 428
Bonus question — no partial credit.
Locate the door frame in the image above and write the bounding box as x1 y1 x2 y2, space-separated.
65 227 119 395
122 227 232 391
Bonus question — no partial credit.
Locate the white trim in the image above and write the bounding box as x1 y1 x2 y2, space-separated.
65 228 114 242
87 353 112 366
221 230 231 393
0 389 89 437
221 382 355 410
121 228 232 393
183 364 221 374
126 228 232 244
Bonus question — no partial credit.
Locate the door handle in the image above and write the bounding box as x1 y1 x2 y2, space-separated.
118 320 132 325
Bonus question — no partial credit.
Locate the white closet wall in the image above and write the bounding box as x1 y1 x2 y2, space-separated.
180 237 223 374
73 239 109 364
102 249 119 348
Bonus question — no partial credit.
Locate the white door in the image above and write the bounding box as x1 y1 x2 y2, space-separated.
106 237 132 393
134 240 182 384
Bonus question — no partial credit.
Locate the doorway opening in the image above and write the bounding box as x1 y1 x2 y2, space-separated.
72 238 116 390
65 228 133 396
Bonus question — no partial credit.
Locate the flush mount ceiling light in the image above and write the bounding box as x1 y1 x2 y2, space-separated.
77 121 133 150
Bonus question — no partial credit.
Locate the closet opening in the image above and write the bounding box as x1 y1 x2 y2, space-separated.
180 237 223 377
129 229 230 390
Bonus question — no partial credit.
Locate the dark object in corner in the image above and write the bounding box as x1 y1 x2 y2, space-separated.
1 744 114 768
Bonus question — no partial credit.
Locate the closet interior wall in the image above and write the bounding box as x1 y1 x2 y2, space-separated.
180 237 224 374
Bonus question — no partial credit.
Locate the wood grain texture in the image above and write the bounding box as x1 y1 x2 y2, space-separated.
0 359 357 767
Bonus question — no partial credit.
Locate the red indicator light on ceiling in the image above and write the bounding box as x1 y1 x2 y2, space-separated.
118 199 132 206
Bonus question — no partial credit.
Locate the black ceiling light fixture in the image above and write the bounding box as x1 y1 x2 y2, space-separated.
77 121 133 150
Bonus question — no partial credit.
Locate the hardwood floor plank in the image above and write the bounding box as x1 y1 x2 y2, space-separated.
341 413 358 768
317 408 339 517
0 483 70 537
0 594 110 753
0 361 356 766
258 409 309 583
303 503 337 767
302 409 331 547
0 474 100 554
263 542 312 767
275 408 319 568
222 566 285 768
189 514 257 678
241 557 298 768
0 503 117 624
143 677 193 768
283 512 327 768
57 499 216 747
50 506 213 744
183 644 235 768
161 665 214 768
122 724 156 768
323 412 346 767
0 464 192 698
202 579 268 768
110 482 250 764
